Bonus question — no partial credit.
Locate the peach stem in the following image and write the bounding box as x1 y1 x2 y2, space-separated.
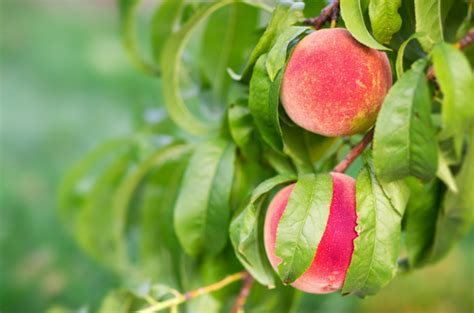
333 129 374 173
230 273 254 313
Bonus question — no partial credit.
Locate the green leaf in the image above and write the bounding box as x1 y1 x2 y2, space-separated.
76 150 133 267
265 26 308 81
340 0 389 50
282 124 339 175
342 159 406 296
119 0 158 75
58 138 132 226
263 146 296 176
436 151 458 193
174 139 236 256
432 42 474 161
230 158 273 213
275 173 332 284
98 289 137 313
249 54 284 151
373 59 438 182
111 143 193 269
395 33 424 78
404 178 441 268
161 0 237 135
245 282 296 313
368 0 402 45
228 99 261 161
282 125 316 175
139 154 190 287
235 1 304 81
150 0 185 64
230 175 295 286
429 127 474 263
200 3 259 102
414 0 444 51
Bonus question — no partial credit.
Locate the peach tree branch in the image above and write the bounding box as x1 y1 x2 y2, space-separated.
303 0 340 30
138 272 247 313
333 128 375 173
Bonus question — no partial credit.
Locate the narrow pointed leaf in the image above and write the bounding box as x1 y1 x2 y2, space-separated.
342 160 406 296
265 26 308 81
161 0 236 135
404 178 441 267
374 59 438 181
414 0 444 51
174 139 236 256
150 0 185 64
230 175 295 286
429 127 474 263
249 54 284 151
235 1 304 81
432 42 474 161
340 0 389 50
275 173 332 284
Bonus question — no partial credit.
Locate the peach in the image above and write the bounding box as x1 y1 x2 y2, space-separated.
281 28 392 137
264 172 358 294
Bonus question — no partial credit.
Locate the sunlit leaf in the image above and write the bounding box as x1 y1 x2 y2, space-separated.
340 0 389 50
374 59 438 181
275 173 332 284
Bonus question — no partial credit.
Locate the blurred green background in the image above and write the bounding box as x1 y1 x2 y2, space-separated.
0 1 472 312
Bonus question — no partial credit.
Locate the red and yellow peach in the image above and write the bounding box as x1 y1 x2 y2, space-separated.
281 28 392 137
264 172 358 294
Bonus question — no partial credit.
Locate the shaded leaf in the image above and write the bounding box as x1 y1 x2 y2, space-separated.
58 138 132 226
111 144 193 269
432 42 474 161
249 55 283 151
395 33 424 78
404 178 441 267
161 0 238 135
230 175 296 286
139 154 190 287
119 0 158 75
436 151 458 192
228 99 261 161
429 127 474 263
77 150 133 267
151 0 185 64
200 3 259 102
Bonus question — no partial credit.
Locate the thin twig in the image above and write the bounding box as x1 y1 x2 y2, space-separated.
333 129 374 173
138 272 247 313
303 0 340 30
230 273 254 313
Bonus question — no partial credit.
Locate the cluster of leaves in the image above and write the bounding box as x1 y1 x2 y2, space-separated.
59 0 473 311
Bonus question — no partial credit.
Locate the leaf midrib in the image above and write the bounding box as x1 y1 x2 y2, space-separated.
279 178 317 281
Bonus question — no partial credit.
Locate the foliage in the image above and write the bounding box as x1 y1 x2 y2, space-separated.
57 0 474 311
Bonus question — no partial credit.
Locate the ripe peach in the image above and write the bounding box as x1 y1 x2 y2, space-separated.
264 172 357 294
281 28 392 137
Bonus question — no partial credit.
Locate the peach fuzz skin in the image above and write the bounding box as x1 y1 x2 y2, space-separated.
281 28 392 137
263 173 358 294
